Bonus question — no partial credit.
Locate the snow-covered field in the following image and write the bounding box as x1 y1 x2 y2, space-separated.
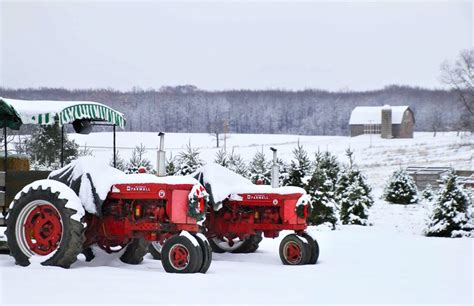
69 131 473 189
0 132 473 305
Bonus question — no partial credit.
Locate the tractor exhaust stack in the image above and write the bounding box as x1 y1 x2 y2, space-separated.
157 132 166 177
270 147 279 188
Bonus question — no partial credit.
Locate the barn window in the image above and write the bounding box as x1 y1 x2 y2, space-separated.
363 124 381 134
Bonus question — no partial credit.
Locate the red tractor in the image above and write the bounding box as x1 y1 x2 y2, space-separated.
149 149 319 266
5 157 212 273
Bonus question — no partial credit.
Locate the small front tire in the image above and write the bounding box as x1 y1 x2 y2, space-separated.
279 234 310 265
161 234 203 273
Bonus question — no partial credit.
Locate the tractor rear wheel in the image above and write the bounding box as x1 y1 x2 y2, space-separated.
301 232 319 265
6 185 85 268
192 233 212 273
149 241 162 260
233 233 263 253
209 234 262 253
161 234 203 273
279 234 310 265
120 238 149 265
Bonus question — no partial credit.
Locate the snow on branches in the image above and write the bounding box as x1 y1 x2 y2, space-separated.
425 171 473 238
383 169 418 204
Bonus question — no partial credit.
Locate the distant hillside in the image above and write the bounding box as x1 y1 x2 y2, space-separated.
0 86 465 135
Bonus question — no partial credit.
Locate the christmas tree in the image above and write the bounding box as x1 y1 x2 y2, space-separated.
228 150 249 177
27 123 79 169
109 150 127 172
285 144 312 188
175 144 205 176
166 155 177 175
248 151 271 184
425 172 473 237
306 167 338 228
126 143 153 173
421 184 436 202
383 169 418 204
336 149 373 225
317 151 340 185
214 149 249 177
277 158 290 186
214 149 229 167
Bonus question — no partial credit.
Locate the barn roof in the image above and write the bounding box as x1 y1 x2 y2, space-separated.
0 97 126 130
349 105 411 125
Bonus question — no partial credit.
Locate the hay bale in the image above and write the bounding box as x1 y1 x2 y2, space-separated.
0 154 30 171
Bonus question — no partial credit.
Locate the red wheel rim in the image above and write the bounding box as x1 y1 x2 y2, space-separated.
169 244 190 270
23 203 63 256
284 241 302 264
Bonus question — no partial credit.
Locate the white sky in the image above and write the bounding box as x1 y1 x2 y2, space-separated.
0 0 472 91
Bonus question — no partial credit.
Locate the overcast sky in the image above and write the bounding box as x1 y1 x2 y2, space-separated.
0 0 472 91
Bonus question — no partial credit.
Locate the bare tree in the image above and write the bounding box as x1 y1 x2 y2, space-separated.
430 111 443 137
441 49 474 117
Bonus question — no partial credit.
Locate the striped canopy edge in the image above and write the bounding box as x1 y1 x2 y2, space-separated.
0 98 126 129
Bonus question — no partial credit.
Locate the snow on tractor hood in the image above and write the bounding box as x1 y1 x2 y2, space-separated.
48 156 201 215
191 163 307 211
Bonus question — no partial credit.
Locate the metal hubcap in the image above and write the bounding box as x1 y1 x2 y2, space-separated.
169 244 190 270
23 203 63 256
283 241 302 264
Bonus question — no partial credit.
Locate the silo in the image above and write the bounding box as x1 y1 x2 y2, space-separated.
381 104 392 139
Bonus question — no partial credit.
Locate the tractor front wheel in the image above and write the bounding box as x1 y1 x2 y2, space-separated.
301 232 319 265
192 233 212 273
279 234 310 265
161 234 203 273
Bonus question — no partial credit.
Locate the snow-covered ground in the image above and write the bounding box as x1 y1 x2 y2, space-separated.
0 132 472 305
0 217 472 305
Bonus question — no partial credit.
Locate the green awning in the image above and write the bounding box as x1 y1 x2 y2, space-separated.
0 98 126 130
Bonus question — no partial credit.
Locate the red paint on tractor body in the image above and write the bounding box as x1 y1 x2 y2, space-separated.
83 183 199 252
206 192 307 241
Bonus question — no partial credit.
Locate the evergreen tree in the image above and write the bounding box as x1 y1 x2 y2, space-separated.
27 123 79 169
306 167 338 228
383 169 419 204
336 149 373 225
109 150 127 172
318 151 340 185
214 149 229 167
166 155 177 175
126 143 153 173
277 158 290 186
175 144 205 176
214 149 249 177
425 171 473 237
422 184 436 202
285 144 312 188
228 150 249 177
248 151 271 184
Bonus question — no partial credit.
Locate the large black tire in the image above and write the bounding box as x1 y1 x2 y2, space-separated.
301 232 319 265
161 234 203 273
279 234 310 265
6 185 85 268
209 234 262 254
192 233 212 273
233 234 263 254
120 238 149 265
149 242 162 260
